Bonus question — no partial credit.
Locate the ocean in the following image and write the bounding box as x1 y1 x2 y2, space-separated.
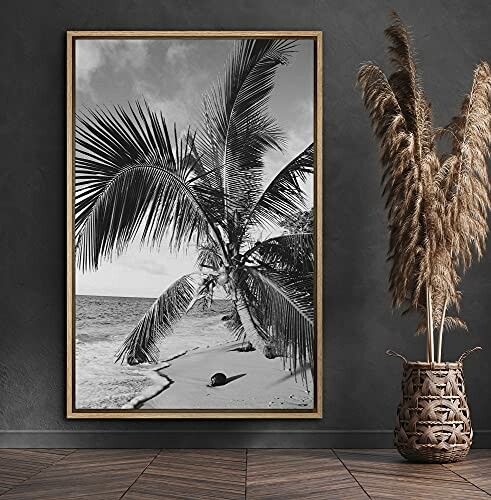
75 295 234 409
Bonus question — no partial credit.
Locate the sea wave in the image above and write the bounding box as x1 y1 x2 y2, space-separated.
75 295 235 409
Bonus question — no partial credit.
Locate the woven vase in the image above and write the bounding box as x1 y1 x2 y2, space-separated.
387 347 481 464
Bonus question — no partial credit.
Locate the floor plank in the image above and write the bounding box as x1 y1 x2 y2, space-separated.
0 449 74 496
0 448 489 499
336 449 490 499
246 449 368 499
122 449 246 500
443 450 491 495
0 449 158 499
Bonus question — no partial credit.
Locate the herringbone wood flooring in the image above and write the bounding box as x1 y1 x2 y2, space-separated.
0 449 489 499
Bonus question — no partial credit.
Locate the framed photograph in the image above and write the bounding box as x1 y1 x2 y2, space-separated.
67 31 323 418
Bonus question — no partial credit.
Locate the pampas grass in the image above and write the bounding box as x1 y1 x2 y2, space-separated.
357 11 491 362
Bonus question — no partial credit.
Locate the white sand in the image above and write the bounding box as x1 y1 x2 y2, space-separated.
136 341 313 410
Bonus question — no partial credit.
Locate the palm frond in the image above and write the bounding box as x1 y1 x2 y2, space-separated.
75 101 226 270
279 208 314 234
115 274 197 364
245 233 314 272
239 267 314 379
243 144 314 232
197 39 296 235
196 241 224 270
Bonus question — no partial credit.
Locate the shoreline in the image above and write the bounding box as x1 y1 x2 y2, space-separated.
76 295 236 409
120 350 193 409
123 340 313 411
120 362 172 409
120 343 231 409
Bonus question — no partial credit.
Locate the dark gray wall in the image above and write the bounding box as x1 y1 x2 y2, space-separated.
1 0 490 447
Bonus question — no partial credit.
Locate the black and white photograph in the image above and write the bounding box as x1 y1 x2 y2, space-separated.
68 32 322 417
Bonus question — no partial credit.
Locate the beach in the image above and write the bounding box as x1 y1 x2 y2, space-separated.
75 295 313 410
139 341 313 410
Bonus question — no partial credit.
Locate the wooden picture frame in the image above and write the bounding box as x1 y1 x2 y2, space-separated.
67 31 323 418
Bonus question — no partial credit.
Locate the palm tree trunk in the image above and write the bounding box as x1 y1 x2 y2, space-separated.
235 292 267 351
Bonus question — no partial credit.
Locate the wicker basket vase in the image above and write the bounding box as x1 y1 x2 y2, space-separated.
387 347 481 464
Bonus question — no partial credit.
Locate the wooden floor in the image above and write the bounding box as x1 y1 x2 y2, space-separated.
0 449 489 499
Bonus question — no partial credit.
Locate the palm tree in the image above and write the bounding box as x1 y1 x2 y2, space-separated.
75 39 315 379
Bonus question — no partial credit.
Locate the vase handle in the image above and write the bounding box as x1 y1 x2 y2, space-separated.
386 350 408 363
458 346 482 363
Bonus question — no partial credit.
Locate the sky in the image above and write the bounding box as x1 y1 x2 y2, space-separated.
75 38 314 298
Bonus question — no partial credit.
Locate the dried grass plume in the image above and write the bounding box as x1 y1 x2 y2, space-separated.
357 11 491 362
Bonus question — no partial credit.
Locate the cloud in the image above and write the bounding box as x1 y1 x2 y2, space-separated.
119 255 168 276
107 40 149 71
263 98 313 178
130 41 212 131
132 80 194 132
76 242 198 298
76 40 105 92
76 40 150 97
262 98 314 205
75 39 228 131
166 41 193 65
